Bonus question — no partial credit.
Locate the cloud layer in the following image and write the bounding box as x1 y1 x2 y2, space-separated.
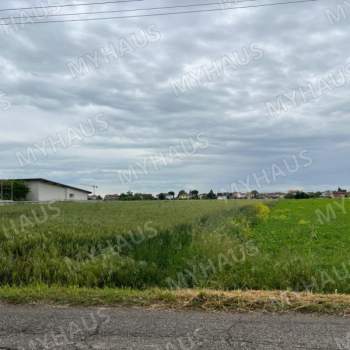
0 0 349 194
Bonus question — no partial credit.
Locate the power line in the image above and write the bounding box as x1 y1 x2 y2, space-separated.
0 0 319 25
0 0 147 13
0 0 261 21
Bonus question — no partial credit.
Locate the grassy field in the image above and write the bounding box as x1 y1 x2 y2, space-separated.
0 199 349 296
250 199 350 293
0 200 255 289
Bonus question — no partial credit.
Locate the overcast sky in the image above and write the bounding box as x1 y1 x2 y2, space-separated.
0 0 349 195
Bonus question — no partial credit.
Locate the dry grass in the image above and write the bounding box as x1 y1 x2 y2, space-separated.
1 286 350 315
173 289 350 315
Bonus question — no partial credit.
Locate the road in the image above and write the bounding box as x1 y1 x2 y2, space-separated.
0 304 348 349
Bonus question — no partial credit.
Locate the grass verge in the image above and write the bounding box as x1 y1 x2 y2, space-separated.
1 286 350 315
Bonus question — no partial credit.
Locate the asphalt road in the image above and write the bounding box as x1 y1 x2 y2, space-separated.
0 305 348 349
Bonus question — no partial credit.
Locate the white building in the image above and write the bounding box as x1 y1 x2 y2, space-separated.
12 178 91 202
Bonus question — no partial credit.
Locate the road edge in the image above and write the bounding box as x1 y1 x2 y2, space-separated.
0 287 350 315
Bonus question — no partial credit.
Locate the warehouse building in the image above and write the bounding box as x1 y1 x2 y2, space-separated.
0 178 91 202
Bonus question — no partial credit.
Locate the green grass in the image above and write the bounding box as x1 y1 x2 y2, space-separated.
246 198 350 293
0 199 349 296
0 200 256 288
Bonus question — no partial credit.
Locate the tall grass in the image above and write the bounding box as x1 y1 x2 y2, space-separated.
1 199 349 293
0 201 259 288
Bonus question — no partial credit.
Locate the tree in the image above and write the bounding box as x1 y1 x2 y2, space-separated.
133 193 143 200
119 192 155 201
251 190 259 199
168 191 175 199
0 180 29 201
294 191 310 199
119 191 134 200
142 194 155 200
158 193 167 200
207 189 217 200
189 190 199 199
308 191 322 198
285 191 310 199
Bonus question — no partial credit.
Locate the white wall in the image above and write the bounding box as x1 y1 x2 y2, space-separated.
25 181 88 201
25 181 40 201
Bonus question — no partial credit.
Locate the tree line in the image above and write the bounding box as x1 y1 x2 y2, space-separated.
0 181 29 201
115 190 218 201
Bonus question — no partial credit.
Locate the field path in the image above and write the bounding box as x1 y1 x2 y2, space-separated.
0 304 348 349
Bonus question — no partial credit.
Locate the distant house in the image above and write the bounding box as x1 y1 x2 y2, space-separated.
88 195 102 201
230 192 248 199
333 191 348 198
265 192 286 199
135 193 154 200
321 191 333 198
104 194 120 201
217 193 229 200
321 189 348 199
3 178 91 202
287 190 301 197
177 192 189 200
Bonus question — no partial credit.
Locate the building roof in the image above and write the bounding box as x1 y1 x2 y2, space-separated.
1 178 92 194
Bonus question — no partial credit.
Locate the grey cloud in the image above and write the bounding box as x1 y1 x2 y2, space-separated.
1 0 349 194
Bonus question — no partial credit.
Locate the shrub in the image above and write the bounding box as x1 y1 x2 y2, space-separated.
0 181 29 201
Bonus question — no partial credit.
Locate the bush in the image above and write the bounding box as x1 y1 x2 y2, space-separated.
0 181 29 201
240 203 271 226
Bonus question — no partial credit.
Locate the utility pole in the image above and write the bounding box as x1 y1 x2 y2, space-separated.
80 184 98 196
